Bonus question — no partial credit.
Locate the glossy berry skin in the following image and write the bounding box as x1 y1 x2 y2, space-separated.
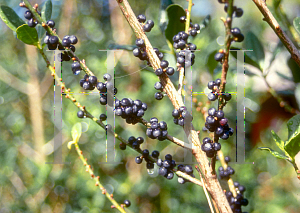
215 110 225 120
224 156 231 163
119 143 126 150
208 93 217 101
142 149 149 157
99 113 107 121
160 60 169 69
207 81 215 90
135 156 143 164
62 38 71 47
88 76 97 85
146 20 154 28
154 82 163 90
24 10 33 19
28 19 37 28
49 36 59 45
151 150 160 158
155 92 163 100
166 67 175 76
124 200 131 207
47 20 55 28
235 8 244 17
179 16 186 23
190 29 197 37
135 38 145 47
136 137 144 144
177 56 185 65
143 24 152 32
69 35 78 44
44 35 50 44
231 27 241 37
208 108 216 116
193 23 200 30
132 48 141 57
236 33 244 42
224 93 232 101
137 14 146 23
71 61 81 71
214 52 224 62
155 68 163 76
77 111 84 118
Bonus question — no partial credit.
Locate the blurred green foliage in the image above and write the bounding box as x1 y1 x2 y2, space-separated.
0 0 300 212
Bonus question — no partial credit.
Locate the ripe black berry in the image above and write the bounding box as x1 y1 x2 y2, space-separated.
88 76 97 85
124 200 131 207
154 82 163 90
231 27 241 37
235 8 244 17
151 150 160 158
155 68 163 76
24 10 33 19
135 38 145 47
179 16 186 23
142 149 149 157
190 29 197 37
77 110 84 118
99 113 107 121
224 93 232 101
49 36 59 45
214 52 224 62
193 23 200 30
235 33 244 42
215 110 225 120
160 60 169 69
135 156 143 164
119 143 126 150
71 61 81 71
207 81 215 90
155 92 163 100
208 108 216 116
47 20 55 28
132 48 141 57
224 156 231 163
143 24 152 32
166 67 175 76
68 35 78 44
28 18 37 27
136 137 144 144
62 38 71 47
137 14 146 23
208 93 217 101
146 20 154 28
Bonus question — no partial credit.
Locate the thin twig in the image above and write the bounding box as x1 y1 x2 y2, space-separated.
252 0 300 67
73 142 128 213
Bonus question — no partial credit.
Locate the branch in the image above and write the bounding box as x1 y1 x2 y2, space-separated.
116 1 233 212
252 0 300 68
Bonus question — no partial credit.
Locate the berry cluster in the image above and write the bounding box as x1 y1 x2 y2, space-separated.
137 14 154 32
176 49 196 68
207 78 232 102
135 149 160 171
24 9 40 27
226 182 249 213
201 137 221 158
205 107 234 140
157 154 176 180
132 39 164 66
146 117 168 141
172 106 192 126
179 16 200 37
115 98 147 124
176 164 195 184
218 165 235 180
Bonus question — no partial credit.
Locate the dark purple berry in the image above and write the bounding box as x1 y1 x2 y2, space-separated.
24 10 33 20
155 92 163 100
135 38 145 47
166 67 175 76
47 20 55 28
160 60 169 69
214 52 224 62
155 68 163 76
77 110 84 118
124 200 131 207
135 156 143 164
137 14 146 23
69 35 78 44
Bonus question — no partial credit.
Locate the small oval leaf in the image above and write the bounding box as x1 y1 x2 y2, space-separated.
271 130 285 152
41 0 52 21
244 32 265 70
258 147 288 160
0 5 25 31
16 24 38 45
284 115 300 158
293 17 300 35
165 4 186 45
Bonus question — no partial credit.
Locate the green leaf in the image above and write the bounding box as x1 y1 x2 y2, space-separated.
293 17 300 35
272 0 282 10
159 0 173 33
295 83 300 109
199 15 211 31
230 47 262 71
37 24 45 41
244 32 265 70
164 4 186 45
41 0 52 21
71 123 82 142
284 115 300 158
258 147 289 160
16 24 39 45
206 50 218 75
0 5 25 31
271 130 285 152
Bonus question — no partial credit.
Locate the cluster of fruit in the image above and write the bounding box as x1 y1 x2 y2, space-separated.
176 164 195 184
146 117 168 141
226 182 249 213
24 9 40 27
179 16 201 37
157 154 176 180
172 106 193 126
137 14 154 32
201 137 221 158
